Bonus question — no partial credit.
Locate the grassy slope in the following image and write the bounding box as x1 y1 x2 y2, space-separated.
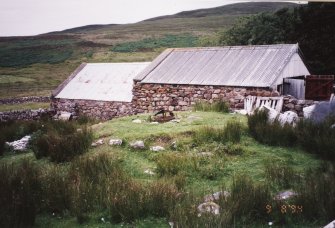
0 2 296 99
0 111 321 226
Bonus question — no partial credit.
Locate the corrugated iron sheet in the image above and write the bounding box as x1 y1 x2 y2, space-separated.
139 44 300 87
55 62 150 102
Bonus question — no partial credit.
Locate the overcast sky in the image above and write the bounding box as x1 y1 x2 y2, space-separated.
0 0 303 37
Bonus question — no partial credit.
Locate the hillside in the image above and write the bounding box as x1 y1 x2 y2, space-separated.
0 2 297 98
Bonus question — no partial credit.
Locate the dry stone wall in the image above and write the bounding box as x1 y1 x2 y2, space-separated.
132 83 280 113
0 109 54 122
0 96 50 105
283 95 318 116
51 98 134 120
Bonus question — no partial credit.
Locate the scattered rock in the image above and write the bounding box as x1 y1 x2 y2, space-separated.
171 141 177 150
132 119 142 124
204 191 230 202
144 169 155 175
130 140 145 149
331 124 335 129
324 220 335 228
91 139 104 147
109 139 122 146
170 119 180 123
197 202 220 216
150 122 159 125
150 146 165 152
6 135 31 151
274 190 298 200
58 111 72 121
278 111 299 126
77 128 83 133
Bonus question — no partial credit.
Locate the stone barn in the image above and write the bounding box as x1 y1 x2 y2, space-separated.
132 44 310 113
52 62 150 120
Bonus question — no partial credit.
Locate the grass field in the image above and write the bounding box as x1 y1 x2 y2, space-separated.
1 111 325 227
0 102 50 112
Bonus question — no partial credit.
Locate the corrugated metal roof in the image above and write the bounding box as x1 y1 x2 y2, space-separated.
136 44 301 87
55 62 150 102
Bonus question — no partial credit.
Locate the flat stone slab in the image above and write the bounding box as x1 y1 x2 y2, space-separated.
6 135 31 151
204 191 230 202
130 140 145 149
109 139 122 146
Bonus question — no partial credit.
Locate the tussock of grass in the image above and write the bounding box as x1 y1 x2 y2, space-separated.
193 100 229 113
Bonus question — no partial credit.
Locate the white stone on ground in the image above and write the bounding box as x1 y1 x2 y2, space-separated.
130 140 145 149
91 139 104 147
274 190 298 200
6 135 31 151
58 111 72 121
109 139 122 146
197 202 220 217
150 146 165 152
323 220 335 228
150 122 159 125
132 119 142 124
144 169 155 175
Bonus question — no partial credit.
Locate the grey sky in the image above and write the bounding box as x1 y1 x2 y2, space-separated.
0 0 302 37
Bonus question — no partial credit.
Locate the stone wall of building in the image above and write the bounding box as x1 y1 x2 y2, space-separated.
51 98 134 120
283 95 318 116
132 83 280 113
0 109 54 122
0 96 50 105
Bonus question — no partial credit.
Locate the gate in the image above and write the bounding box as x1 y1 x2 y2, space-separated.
305 75 334 101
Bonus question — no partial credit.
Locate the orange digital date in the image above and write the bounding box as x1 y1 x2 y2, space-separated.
266 204 303 214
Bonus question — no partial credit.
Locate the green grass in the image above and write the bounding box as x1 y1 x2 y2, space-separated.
0 102 50 112
0 111 326 226
112 34 198 52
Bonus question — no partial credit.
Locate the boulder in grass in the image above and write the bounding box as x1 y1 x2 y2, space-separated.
6 135 31 151
58 111 72 121
132 119 142 124
130 140 145 149
323 220 335 228
197 202 220 217
109 139 122 146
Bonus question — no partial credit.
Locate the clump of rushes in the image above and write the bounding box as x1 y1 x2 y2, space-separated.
0 159 41 227
247 109 297 147
193 120 243 145
30 120 93 162
193 100 229 113
296 115 335 160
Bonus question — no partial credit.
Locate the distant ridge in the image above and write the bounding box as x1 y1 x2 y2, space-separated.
144 2 297 21
46 24 118 35
46 2 297 35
